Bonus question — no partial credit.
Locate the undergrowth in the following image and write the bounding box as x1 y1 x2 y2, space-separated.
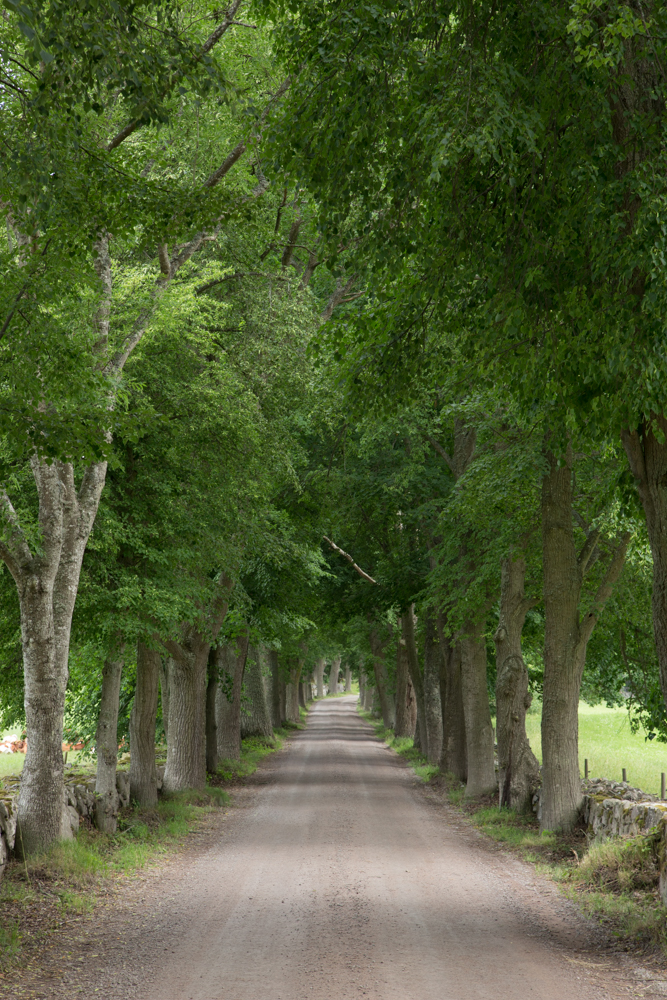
359 703 667 957
213 733 285 783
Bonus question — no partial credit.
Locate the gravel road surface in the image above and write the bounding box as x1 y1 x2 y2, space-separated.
9 695 667 999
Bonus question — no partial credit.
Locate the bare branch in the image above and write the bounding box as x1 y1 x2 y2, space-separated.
580 531 632 645
281 219 301 268
107 0 245 152
203 140 247 188
577 527 600 576
300 251 319 289
320 275 357 324
157 243 171 277
200 1 245 54
0 488 33 578
0 282 28 342
427 435 455 474
323 536 377 585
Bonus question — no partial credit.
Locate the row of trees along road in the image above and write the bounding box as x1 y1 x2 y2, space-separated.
2 0 667 851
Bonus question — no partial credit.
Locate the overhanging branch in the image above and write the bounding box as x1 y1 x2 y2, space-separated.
323 536 377 584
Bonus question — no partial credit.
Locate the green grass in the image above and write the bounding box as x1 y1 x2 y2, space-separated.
357 707 440 782
214 734 284 782
559 834 667 951
524 701 667 794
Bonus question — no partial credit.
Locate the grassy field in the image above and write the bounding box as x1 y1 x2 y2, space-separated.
525 702 667 796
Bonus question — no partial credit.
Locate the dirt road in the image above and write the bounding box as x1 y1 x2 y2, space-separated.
12 696 665 999
131 697 650 999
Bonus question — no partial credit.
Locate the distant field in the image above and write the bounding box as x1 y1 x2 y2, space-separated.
525 703 667 797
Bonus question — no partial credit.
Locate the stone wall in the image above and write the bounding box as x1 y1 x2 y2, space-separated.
0 764 165 877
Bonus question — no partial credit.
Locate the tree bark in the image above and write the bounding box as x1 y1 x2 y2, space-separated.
494 557 540 811
205 652 218 774
435 617 467 780
94 643 125 833
314 657 325 698
401 607 427 750
460 620 496 798
129 641 160 808
622 419 667 716
240 645 273 741
344 665 352 692
269 649 283 727
423 612 443 766
12 458 109 856
162 638 209 791
329 656 341 695
162 580 231 791
394 639 413 737
160 659 170 744
541 447 630 830
363 681 375 711
298 681 307 709
215 633 249 761
369 627 395 728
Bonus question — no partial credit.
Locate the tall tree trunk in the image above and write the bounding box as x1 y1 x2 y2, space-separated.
344 665 352 692
329 656 341 695
622 420 667 718
441 640 467 781
279 674 287 724
12 458 108 856
358 668 366 705
460 621 496 798
269 649 283 727
541 447 630 830
162 637 209 791
10 239 155 853
215 633 249 761
160 659 170 744
285 655 302 724
394 639 413 737
162 581 231 792
205 650 218 774
369 627 395 728
94 643 125 833
314 657 325 698
129 641 160 808
423 613 443 766
240 646 273 741
401 607 427 751
494 557 540 811
298 681 307 709
363 681 375 711
541 450 584 831
435 613 466 779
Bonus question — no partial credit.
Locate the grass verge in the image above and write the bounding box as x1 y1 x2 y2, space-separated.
358 707 439 782
0 786 229 975
0 729 288 976
359 703 667 957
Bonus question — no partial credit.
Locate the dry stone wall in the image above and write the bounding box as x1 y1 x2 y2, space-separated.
0 764 166 879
